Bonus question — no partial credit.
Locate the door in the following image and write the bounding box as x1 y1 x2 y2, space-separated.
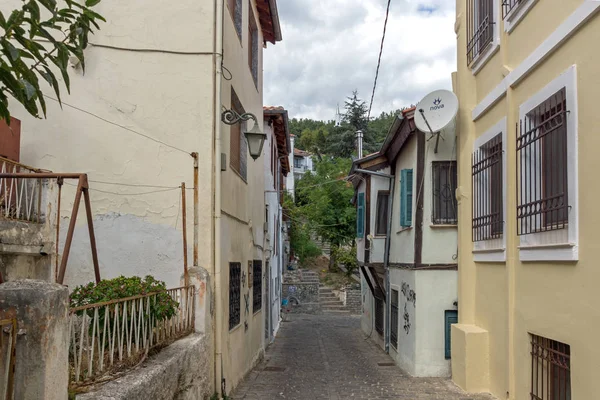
445 310 458 359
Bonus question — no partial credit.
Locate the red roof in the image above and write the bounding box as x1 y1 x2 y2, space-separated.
263 106 285 111
294 148 310 157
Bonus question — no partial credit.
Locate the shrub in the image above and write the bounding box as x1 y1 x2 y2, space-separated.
331 246 358 276
70 275 178 321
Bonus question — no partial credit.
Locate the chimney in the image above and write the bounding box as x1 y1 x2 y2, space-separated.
356 130 363 159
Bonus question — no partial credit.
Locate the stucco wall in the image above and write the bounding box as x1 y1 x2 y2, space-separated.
389 269 416 374
454 1 600 398
390 136 417 264
0 0 216 290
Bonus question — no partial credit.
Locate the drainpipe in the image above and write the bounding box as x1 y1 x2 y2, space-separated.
355 168 395 354
213 0 224 396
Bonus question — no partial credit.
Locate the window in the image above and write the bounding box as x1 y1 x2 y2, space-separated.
472 133 503 241
445 310 458 359
375 295 384 335
228 0 242 40
467 0 494 65
390 289 399 349
517 66 578 261
294 157 302 169
432 161 457 225
530 334 571 400
229 262 241 330
356 192 365 238
252 260 262 313
248 4 259 86
375 191 389 236
503 0 538 33
518 88 568 235
400 169 413 227
229 89 247 180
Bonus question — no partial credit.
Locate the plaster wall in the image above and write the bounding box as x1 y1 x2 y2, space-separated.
390 135 417 264
454 1 600 398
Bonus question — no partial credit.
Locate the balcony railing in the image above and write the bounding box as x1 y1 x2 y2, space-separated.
69 286 195 386
502 0 522 19
0 157 45 222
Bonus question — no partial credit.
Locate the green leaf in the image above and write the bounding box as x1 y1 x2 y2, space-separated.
0 12 6 29
20 78 36 100
85 0 101 7
26 1 40 21
2 40 20 61
41 66 61 105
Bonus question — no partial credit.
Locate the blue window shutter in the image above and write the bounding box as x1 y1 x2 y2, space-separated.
406 169 413 226
400 169 414 227
357 192 365 238
445 310 458 359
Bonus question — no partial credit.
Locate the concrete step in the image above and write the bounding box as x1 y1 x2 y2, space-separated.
320 301 344 307
322 309 350 314
320 288 333 293
322 305 346 310
319 295 337 300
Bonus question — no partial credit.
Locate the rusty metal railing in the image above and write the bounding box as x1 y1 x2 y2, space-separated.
0 319 17 400
0 157 45 223
68 285 195 387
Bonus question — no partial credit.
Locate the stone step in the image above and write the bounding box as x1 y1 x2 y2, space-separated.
320 288 333 293
320 301 344 307
322 305 346 310
322 309 350 314
319 295 337 300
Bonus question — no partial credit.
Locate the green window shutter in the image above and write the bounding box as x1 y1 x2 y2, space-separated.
445 310 458 359
357 192 365 238
400 169 414 227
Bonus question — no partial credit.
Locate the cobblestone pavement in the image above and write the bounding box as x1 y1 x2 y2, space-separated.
232 314 495 400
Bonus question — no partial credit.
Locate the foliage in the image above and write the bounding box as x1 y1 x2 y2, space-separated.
284 192 322 263
0 0 105 121
70 275 178 321
331 245 358 276
297 127 327 160
288 117 334 138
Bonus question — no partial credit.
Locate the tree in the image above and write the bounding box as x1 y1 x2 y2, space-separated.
325 90 372 158
0 0 104 122
297 127 327 161
295 157 356 270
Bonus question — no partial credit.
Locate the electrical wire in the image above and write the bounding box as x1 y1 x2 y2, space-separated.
367 0 393 121
65 181 181 196
89 179 181 189
43 95 193 156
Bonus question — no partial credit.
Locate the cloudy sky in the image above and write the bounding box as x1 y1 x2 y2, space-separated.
263 0 456 121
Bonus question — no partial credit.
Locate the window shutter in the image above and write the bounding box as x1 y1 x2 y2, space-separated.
400 169 413 227
357 192 365 238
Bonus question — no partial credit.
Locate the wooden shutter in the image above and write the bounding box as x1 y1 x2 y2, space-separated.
400 169 413 227
357 192 365 238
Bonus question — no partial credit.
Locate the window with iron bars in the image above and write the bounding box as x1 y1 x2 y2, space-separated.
467 0 494 65
375 295 384 336
252 260 262 313
432 161 458 225
390 289 399 349
530 334 571 400
517 88 568 235
229 262 241 330
502 0 524 20
472 133 503 241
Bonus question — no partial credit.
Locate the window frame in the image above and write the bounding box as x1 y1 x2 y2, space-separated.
228 262 241 330
357 192 365 239
517 65 578 262
375 190 390 236
467 0 500 75
503 0 539 33
431 161 458 225
227 0 242 40
248 3 259 87
252 260 262 313
472 117 507 262
530 333 571 400
229 88 248 182
400 169 413 228
390 288 399 350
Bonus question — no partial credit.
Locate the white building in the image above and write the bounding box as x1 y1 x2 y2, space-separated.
263 106 291 342
351 107 458 377
284 135 314 198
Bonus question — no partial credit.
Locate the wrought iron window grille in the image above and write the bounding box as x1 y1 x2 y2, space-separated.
517 88 569 236
390 290 399 349
467 0 495 65
502 0 523 20
375 296 384 335
252 260 262 313
472 134 504 241
432 161 458 225
229 263 241 330
530 334 571 400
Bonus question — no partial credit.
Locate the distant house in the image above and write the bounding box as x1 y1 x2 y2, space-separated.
350 107 458 377
284 135 314 198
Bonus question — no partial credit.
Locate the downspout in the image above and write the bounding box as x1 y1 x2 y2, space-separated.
213 0 224 396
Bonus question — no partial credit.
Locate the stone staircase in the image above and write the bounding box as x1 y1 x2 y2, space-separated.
319 286 349 314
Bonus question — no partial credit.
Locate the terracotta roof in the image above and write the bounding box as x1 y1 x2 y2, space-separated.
263 106 291 175
263 106 285 111
294 148 310 157
255 0 282 44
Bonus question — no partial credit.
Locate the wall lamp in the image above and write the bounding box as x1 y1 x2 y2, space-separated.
221 109 267 161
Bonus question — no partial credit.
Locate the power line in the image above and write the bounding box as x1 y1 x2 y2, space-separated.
43 95 193 156
367 0 393 121
89 179 181 189
65 181 180 196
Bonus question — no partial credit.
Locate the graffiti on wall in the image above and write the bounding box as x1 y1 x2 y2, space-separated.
401 282 416 307
403 303 411 334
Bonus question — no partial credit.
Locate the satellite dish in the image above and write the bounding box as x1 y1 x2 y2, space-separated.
414 89 459 133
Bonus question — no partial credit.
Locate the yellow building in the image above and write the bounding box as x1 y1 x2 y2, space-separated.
452 0 600 399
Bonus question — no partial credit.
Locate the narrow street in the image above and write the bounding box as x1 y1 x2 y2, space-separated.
232 314 495 400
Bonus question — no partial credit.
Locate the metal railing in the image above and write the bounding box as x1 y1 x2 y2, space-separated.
0 319 17 400
68 286 195 386
502 0 522 20
0 157 45 222
467 0 494 65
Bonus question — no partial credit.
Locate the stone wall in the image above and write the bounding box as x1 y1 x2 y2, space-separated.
282 283 320 314
77 333 212 400
345 289 361 314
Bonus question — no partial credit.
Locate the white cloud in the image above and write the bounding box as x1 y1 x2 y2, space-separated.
263 0 457 121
